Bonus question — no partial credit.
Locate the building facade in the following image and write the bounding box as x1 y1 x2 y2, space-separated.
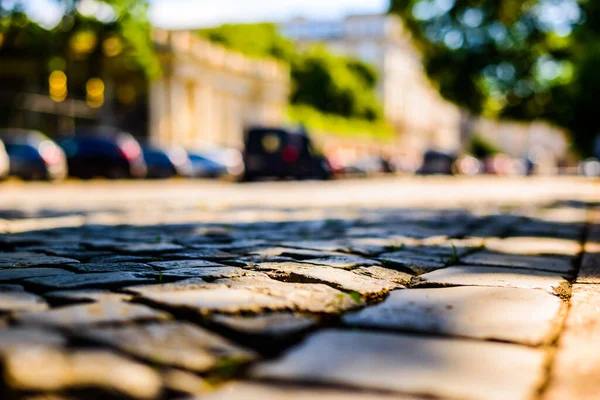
280 14 463 155
149 30 289 150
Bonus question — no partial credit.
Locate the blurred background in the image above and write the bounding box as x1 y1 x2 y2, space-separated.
0 0 599 182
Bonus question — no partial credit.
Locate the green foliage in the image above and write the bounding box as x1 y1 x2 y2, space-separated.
389 0 600 156
287 105 394 141
470 135 501 158
198 23 296 61
0 0 160 79
291 46 382 120
198 23 383 122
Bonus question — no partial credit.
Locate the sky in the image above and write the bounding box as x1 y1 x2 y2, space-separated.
16 0 389 29
150 0 390 28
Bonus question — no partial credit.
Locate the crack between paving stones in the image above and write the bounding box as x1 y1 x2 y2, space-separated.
534 207 591 399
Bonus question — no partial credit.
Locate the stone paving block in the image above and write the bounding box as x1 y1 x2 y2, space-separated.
544 284 600 400
124 278 214 295
158 266 248 280
84 321 257 372
289 266 400 298
44 290 133 304
197 381 418 399
402 240 481 257
353 266 413 285
0 252 79 268
249 247 342 260
0 267 74 282
230 255 297 267
141 287 291 315
461 251 575 274
484 236 581 257
163 249 237 260
118 242 184 254
251 329 546 400
148 259 228 270
414 265 569 295
13 301 170 328
62 262 154 273
22 247 112 262
211 313 317 338
0 327 67 350
344 286 563 345
80 238 125 250
298 255 381 269
215 274 364 313
0 287 49 313
162 369 211 397
377 251 446 275
0 283 26 292
1 347 162 399
342 237 402 256
23 271 156 291
88 254 154 263
279 240 347 252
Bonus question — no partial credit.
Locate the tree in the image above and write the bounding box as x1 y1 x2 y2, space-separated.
198 23 383 121
291 47 382 120
198 23 296 62
390 0 599 156
0 0 159 79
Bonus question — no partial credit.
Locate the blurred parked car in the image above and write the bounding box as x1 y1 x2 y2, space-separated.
201 148 244 178
453 155 481 176
482 154 527 176
0 129 67 181
341 156 394 176
142 145 191 179
0 140 9 180
242 126 331 181
58 129 146 179
579 158 600 177
187 152 229 178
417 150 456 175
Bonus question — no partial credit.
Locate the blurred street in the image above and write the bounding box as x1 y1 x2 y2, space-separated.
0 176 597 230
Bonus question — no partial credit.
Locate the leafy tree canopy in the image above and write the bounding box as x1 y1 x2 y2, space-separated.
390 0 600 156
0 0 160 79
198 23 383 121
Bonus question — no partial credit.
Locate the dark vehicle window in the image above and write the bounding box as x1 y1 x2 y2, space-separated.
4 144 40 160
62 138 119 157
144 150 171 165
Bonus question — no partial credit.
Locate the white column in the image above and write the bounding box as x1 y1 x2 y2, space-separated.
149 78 170 147
194 84 212 149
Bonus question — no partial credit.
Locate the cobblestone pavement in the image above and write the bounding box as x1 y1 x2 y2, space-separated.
0 177 598 400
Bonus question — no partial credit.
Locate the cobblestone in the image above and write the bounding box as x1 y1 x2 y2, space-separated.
83 321 257 372
460 251 575 274
12 301 170 328
197 381 418 399
0 286 48 313
0 179 595 400
414 265 569 295
1 347 162 399
0 252 79 268
210 313 317 338
344 286 563 345
251 329 546 400
22 271 156 291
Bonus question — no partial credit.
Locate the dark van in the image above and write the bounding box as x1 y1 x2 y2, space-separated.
242 126 331 181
